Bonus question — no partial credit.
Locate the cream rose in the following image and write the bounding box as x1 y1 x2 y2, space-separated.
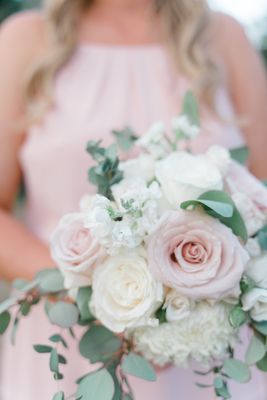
90 251 163 333
164 290 194 322
51 213 106 289
242 288 267 321
245 255 267 288
155 152 223 208
148 210 249 300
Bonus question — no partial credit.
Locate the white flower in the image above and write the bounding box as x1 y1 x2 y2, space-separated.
155 152 223 207
50 213 106 289
90 251 163 333
119 154 156 182
164 290 194 322
79 194 94 213
137 121 169 158
206 145 231 176
245 238 261 258
172 115 200 139
232 192 266 236
84 195 113 245
130 302 236 367
245 255 267 288
242 288 267 321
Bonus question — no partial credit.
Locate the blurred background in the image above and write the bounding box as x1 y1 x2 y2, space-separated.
0 0 266 65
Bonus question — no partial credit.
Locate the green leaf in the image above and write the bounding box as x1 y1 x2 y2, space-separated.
213 378 231 399
121 353 156 381
0 311 11 334
257 225 267 251
229 305 248 328
58 354 67 364
52 391 64 400
20 302 31 316
12 278 38 292
0 296 19 315
34 344 53 353
11 316 19 346
86 140 106 162
230 146 249 165
256 353 267 371
77 369 115 400
50 348 59 373
181 190 248 242
253 321 267 336
112 127 138 152
39 269 65 293
77 287 94 321
107 361 122 400
105 144 118 162
182 90 200 126
79 325 121 363
223 359 251 383
49 334 68 349
48 302 79 328
155 307 167 324
245 335 266 365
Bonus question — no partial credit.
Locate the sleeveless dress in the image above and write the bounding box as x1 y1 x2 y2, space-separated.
1 44 267 400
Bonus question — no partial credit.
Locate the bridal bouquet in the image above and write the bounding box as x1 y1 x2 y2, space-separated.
2 92 267 400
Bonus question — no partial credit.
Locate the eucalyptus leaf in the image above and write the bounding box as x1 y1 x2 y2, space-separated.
79 325 121 363
182 90 200 126
223 359 251 383
20 302 31 316
256 353 267 372
213 378 231 400
0 296 19 314
112 127 138 152
181 190 248 242
12 278 38 293
34 344 53 353
257 225 267 251
52 391 64 400
230 146 249 165
77 369 115 400
122 396 133 400
48 302 79 328
77 287 94 321
107 361 122 400
49 334 68 349
50 348 59 373
121 353 156 382
229 305 248 328
39 269 65 293
253 321 267 336
245 335 266 365
0 311 11 334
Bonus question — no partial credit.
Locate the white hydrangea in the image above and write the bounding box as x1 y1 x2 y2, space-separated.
172 115 200 139
129 302 237 367
137 121 170 158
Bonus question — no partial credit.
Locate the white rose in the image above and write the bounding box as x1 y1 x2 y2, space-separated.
119 154 155 182
51 213 106 289
232 192 266 236
245 255 267 288
90 251 163 333
155 152 223 207
172 115 200 139
242 288 267 321
164 290 194 322
206 145 231 176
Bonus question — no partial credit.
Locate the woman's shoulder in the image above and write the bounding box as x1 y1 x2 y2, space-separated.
0 10 48 65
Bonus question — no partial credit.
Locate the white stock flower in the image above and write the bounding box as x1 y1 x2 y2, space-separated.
119 154 156 182
232 192 266 236
130 302 236 367
164 290 194 322
242 288 267 321
172 115 200 139
137 121 169 158
90 251 163 333
206 145 231 176
245 255 267 288
155 152 223 207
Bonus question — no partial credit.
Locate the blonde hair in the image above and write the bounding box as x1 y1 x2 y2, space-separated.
25 0 220 120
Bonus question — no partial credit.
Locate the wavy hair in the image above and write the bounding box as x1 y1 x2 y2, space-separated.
25 0 220 120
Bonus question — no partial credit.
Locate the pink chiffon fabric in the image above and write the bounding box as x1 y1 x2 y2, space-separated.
1 44 267 400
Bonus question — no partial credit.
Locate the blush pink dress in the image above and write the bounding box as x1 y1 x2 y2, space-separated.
1 44 267 400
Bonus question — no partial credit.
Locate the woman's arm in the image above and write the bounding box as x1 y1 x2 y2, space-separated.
0 12 55 281
215 14 267 179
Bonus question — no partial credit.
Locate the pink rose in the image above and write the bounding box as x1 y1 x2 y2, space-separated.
51 213 106 289
147 210 249 300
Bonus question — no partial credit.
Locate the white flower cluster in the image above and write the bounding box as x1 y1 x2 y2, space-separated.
130 302 237 367
83 179 162 254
